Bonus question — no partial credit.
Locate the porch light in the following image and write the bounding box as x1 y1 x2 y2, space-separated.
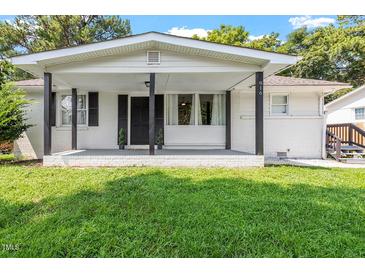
144 81 150 88
181 103 186 106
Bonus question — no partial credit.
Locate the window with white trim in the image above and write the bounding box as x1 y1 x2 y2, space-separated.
166 94 195 125
166 94 226 126
271 94 288 115
198 94 226 125
355 107 365 120
61 95 87 125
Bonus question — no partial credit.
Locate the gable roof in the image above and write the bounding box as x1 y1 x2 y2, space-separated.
10 31 298 64
14 75 351 88
10 31 299 77
265 75 350 87
325 85 365 112
15 78 44 86
10 31 298 59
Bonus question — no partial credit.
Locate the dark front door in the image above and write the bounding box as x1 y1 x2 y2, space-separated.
131 97 149 144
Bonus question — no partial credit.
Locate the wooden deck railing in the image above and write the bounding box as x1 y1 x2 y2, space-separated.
326 130 342 161
327 123 365 149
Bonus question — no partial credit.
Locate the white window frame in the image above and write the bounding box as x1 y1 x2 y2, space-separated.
165 93 195 126
165 92 226 126
354 107 365 120
270 93 289 116
59 93 88 127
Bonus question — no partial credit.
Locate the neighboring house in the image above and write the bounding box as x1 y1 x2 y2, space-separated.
10 32 349 167
325 86 365 162
326 85 365 129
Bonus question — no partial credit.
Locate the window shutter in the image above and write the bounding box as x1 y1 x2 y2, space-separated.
118 95 128 145
50 92 56 126
155 95 164 144
88 92 99 126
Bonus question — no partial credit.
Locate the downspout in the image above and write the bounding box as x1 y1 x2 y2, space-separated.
320 92 327 159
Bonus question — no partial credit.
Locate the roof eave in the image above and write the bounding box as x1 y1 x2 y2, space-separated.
325 85 365 109
10 32 298 66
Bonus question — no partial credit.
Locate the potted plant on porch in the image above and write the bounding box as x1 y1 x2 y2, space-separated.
118 128 126 150
156 128 164 150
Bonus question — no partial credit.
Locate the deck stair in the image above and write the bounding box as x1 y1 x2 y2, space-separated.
326 123 365 163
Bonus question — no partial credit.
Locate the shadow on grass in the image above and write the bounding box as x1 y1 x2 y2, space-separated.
0 159 42 166
265 163 332 170
0 170 364 258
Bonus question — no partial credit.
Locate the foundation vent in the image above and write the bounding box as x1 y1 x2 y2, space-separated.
277 151 288 158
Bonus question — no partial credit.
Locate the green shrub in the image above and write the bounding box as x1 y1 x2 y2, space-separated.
118 128 126 145
156 128 163 146
0 82 32 143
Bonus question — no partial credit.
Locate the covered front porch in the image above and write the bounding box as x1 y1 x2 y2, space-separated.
11 32 299 166
43 149 263 167
42 70 264 164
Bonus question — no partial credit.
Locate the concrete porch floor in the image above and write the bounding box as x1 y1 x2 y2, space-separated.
44 149 263 167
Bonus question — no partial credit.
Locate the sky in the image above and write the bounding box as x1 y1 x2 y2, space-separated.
0 15 337 40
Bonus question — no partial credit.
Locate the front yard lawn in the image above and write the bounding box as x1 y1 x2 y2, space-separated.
0 165 364 257
0 154 15 162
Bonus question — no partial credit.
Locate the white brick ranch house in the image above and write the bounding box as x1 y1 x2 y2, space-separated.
10 32 349 167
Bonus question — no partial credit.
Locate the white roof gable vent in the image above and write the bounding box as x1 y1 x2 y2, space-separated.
147 51 160 65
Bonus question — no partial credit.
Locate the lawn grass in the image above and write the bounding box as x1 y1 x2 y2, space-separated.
0 154 15 162
0 164 364 258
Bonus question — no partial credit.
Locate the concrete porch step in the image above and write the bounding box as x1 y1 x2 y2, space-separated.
339 158 365 164
43 149 264 167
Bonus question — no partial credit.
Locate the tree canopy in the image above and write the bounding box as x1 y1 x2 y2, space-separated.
0 16 132 144
0 15 132 82
192 17 365 102
0 60 14 87
192 24 249 46
1 16 364 103
0 15 131 56
280 20 365 87
245 32 282 52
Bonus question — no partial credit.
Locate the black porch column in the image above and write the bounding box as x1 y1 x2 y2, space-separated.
149 73 155 155
255 72 264 155
225 90 231 150
72 88 77 150
44 72 52 155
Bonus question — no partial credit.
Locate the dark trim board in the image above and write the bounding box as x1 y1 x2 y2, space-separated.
255 71 264 155
225 90 231 149
71 88 77 150
43 72 52 155
50 92 56 127
149 73 155 155
155 95 164 145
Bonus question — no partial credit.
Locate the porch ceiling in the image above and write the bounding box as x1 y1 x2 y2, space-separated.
53 72 255 92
